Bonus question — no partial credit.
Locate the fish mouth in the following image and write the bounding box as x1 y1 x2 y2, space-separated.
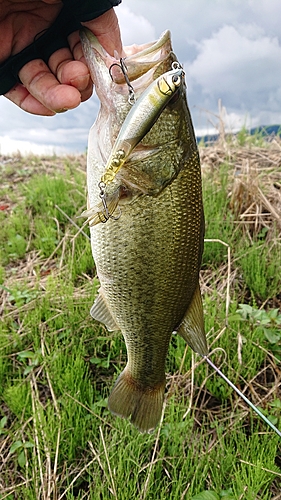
113 30 174 84
80 28 177 91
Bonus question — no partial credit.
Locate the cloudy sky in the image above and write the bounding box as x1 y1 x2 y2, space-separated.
1 0 281 155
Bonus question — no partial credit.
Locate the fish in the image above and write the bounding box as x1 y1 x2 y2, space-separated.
80 28 208 433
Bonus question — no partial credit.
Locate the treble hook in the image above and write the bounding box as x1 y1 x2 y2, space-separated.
98 182 121 223
109 59 136 105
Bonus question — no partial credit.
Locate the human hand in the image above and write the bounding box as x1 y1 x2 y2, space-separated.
1 1 123 115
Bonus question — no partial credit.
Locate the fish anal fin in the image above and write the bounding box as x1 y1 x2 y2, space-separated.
90 292 119 331
177 285 208 356
108 368 165 433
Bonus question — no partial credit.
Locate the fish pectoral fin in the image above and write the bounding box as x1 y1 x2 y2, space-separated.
126 143 161 162
90 292 119 331
177 285 208 356
108 368 165 433
79 188 121 226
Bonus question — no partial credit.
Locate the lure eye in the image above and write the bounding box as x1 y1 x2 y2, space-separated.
172 74 181 86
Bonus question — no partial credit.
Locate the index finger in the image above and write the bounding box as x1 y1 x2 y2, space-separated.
5 83 56 115
18 58 82 113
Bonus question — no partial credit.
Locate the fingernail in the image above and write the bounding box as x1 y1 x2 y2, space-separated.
70 74 91 91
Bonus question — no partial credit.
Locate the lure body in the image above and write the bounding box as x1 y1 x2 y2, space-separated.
100 65 184 186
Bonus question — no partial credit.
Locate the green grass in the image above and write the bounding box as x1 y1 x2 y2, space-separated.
0 150 280 499
237 240 281 301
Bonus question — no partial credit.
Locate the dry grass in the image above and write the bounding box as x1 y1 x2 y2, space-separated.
200 137 281 239
0 137 281 499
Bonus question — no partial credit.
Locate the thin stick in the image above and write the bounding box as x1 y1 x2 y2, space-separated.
182 352 195 419
239 459 281 478
99 426 117 499
43 235 66 268
55 204 91 241
204 239 231 320
203 355 281 438
65 392 113 427
180 483 191 500
58 455 98 500
0 480 32 499
30 377 45 499
140 400 166 500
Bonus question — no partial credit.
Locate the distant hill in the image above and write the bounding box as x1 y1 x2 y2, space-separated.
197 124 281 144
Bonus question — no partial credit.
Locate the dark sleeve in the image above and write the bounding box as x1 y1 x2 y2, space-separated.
0 0 122 95
62 0 122 22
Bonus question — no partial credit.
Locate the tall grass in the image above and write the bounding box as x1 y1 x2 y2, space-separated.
0 146 280 499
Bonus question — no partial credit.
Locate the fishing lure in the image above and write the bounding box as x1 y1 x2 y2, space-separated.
80 62 184 226
99 61 184 188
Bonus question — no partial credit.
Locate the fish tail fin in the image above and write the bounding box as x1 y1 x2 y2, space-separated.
108 368 165 433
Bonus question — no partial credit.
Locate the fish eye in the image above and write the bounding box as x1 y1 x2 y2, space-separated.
172 75 181 86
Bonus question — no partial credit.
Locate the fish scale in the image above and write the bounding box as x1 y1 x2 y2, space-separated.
81 28 207 432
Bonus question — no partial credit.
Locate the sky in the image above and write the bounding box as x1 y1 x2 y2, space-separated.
1 0 281 155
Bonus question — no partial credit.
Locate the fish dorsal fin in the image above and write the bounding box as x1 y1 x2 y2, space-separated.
90 292 119 331
177 285 208 356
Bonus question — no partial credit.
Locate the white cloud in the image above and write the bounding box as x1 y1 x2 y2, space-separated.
0 93 99 154
0 136 67 156
186 24 281 95
8 125 87 145
184 20 281 132
117 5 156 46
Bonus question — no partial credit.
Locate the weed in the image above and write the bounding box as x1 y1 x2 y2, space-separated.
202 165 237 266
10 439 34 467
231 304 281 359
237 241 281 301
0 415 8 435
0 148 280 499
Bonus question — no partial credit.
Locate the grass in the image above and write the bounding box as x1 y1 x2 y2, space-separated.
0 140 280 499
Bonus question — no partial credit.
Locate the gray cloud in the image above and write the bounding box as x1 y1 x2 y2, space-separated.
1 0 281 153
184 20 281 132
186 24 281 94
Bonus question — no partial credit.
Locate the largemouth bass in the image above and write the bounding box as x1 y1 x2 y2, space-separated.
81 28 208 433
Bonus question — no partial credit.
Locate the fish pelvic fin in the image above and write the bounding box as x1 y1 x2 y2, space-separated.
177 284 208 356
90 291 119 331
108 368 165 433
79 188 121 226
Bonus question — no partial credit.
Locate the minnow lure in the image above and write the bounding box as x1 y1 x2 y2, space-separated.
100 61 184 188
80 62 185 226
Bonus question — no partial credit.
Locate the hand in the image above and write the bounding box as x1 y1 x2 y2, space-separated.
1 1 123 115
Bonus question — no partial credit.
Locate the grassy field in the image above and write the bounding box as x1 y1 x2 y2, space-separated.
0 135 280 499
